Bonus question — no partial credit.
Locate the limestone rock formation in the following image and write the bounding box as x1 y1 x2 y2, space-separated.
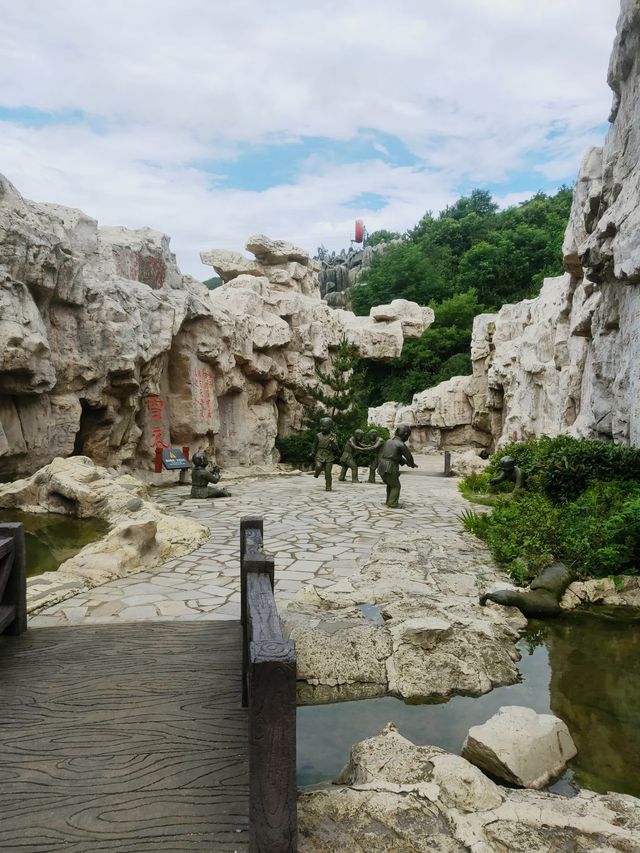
0 456 209 612
371 1 640 451
561 574 640 610
298 724 640 852
318 238 401 308
0 177 432 479
281 529 527 704
461 706 578 789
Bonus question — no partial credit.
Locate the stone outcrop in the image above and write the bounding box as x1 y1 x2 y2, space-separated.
298 723 640 852
318 239 401 308
461 706 578 789
281 530 527 704
561 574 640 610
0 177 432 479
371 1 640 452
0 455 208 612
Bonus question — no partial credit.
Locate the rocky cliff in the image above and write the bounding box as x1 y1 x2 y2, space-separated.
319 239 400 308
0 177 432 479
371 0 640 452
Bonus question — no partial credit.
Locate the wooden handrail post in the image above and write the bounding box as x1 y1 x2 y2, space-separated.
241 516 264 708
0 522 26 636
239 517 298 851
249 639 297 853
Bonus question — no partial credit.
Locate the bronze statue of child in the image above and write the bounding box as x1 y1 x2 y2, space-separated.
365 429 385 483
338 429 369 482
190 451 231 499
311 417 340 491
377 424 418 507
488 455 525 491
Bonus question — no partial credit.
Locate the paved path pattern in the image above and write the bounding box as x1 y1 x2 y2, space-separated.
31 458 466 627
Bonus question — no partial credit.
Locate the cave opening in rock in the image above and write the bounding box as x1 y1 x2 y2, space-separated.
73 400 109 458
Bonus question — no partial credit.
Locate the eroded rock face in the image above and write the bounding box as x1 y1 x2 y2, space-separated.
0 456 208 612
371 3 640 451
0 178 432 478
298 724 640 853
281 530 527 704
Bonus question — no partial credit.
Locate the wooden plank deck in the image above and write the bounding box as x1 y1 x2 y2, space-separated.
0 622 249 852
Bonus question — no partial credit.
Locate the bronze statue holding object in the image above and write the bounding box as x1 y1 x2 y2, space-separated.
190 451 231 499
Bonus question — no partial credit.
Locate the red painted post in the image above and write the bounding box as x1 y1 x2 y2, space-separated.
182 446 190 461
154 447 163 473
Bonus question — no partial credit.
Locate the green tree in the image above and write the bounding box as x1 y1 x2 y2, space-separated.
365 229 402 247
352 186 573 406
276 337 377 465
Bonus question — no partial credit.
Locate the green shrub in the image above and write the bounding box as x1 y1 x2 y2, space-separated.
275 432 315 467
559 481 640 579
459 471 491 495
459 508 490 539
482 492 560 584
490 435 640 504
461 474 640 585
458 469 513 504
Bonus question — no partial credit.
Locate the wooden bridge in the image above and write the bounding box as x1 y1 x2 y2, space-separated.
0 519 296 853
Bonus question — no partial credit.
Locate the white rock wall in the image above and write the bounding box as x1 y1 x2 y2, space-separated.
0 177 432 478
372 0 640 451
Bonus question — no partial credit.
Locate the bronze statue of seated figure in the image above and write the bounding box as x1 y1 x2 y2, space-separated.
190 451 231 499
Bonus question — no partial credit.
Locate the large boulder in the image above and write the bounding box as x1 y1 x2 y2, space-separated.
461 705 578 789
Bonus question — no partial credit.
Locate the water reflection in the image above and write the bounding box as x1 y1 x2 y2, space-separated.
297 608 640 798
545 607 640 797
0 509 108 577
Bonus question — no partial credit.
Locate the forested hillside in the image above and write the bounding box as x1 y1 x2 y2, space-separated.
354 187 572 406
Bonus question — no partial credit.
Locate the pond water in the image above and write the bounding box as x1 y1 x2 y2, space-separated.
297 607 640 797
0 509 109 577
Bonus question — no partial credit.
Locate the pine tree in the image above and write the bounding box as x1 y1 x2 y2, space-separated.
306 336 364 427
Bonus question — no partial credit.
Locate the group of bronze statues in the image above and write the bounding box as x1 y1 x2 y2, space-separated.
312 418 417 507
186 419 419 508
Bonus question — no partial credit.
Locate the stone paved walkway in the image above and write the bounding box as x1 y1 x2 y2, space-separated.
30 456 467 627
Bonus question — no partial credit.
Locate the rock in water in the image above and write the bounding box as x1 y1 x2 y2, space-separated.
461 705 577 789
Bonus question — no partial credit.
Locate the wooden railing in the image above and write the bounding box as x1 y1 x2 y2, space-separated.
240 516 297 853
0 522 27 636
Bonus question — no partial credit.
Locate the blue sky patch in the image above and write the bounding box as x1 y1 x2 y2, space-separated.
0 106 87 127
342 192 389 212
196 128 421 192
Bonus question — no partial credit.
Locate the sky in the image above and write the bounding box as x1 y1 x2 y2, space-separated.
0 0 620 281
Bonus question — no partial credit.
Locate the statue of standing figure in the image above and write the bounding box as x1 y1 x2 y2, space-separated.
377 425 418 507
338 430 369 482
311 417 340 491
190 452 231 499
365 429 385 483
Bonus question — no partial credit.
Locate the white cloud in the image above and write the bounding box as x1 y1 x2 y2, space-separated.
0 0 620 278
